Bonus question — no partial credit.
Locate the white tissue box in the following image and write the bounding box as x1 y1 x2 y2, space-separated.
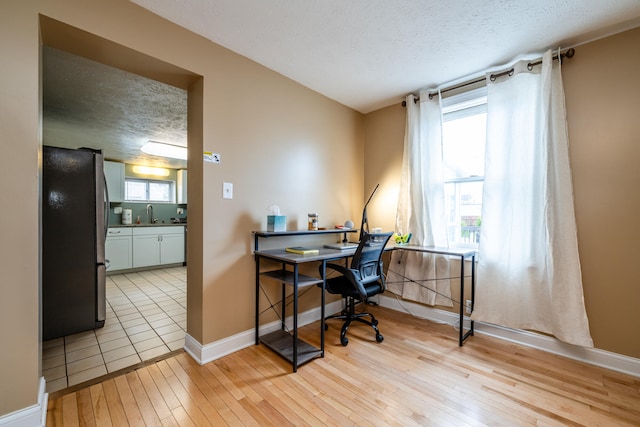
267 215 286 232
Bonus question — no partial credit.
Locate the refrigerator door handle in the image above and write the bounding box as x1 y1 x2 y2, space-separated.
104 173 110 239
95 152 106 265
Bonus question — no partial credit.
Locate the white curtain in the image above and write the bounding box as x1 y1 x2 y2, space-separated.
472 50 593 347
387 91 452 307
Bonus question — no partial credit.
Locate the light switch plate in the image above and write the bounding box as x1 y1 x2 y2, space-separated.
223 182 233 199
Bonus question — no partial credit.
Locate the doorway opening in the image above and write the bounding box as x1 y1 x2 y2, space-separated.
39 15 202 393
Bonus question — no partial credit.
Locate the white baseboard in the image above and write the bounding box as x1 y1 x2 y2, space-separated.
183 294 639 378
378 294 640 378
0 377 47 427
185 300 343 365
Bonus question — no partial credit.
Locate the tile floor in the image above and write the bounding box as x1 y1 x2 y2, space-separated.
42 266 186 393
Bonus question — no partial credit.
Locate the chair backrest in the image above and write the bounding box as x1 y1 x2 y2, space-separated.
350 232 394 286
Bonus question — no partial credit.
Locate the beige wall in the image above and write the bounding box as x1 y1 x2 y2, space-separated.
1 0 364 416
364 27 640 359
562 27 640 359
0 0 42 417
363 103 405 232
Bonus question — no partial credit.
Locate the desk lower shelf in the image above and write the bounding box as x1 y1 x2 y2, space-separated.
260 330 323 366
260 269 323 287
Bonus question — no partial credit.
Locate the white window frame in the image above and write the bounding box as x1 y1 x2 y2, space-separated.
442 87 487 248
124 178 176 203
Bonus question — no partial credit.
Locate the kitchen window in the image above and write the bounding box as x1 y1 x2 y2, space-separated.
125 178 175 203
442 88 487 247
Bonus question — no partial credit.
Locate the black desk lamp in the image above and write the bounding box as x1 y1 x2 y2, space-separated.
359 184 379 242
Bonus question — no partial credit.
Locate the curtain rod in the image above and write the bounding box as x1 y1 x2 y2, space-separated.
401 48 575 106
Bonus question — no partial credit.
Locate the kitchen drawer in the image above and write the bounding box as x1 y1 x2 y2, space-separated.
132 225 184 236
107 227 132 236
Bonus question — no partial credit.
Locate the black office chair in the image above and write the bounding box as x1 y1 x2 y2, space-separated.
320 231 394 346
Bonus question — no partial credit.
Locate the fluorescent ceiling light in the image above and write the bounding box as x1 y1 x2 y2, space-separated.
132 165 170 177
141 141 187 160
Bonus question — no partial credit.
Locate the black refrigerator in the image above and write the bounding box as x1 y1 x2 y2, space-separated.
42 146 107 341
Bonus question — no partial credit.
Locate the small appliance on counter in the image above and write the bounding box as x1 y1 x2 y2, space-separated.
122 208 132 225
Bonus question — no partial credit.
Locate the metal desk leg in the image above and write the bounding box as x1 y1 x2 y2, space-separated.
459 253 476 345
470 254 475 336
292 263 299 372
459 255 465 346
320 260 326 357
281 263 286 331
255 255 260 345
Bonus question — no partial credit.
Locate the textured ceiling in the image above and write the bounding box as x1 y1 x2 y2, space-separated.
43 46 187 169
43 1 640 168
130 0 640 113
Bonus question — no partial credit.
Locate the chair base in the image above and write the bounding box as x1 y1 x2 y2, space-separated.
324 297 383 346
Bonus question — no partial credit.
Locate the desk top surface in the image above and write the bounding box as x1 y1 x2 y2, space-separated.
254 246 356 263
254 244 475 263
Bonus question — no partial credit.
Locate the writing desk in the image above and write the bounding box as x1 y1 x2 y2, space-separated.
254 230 477 371
394 245 476 346
253 229 357 372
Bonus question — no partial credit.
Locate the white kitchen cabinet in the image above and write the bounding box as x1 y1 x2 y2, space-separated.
177 169 187 204
104 161 125 203
132 234 161 267
160 233 185 264
132 226 184 268
105 227 132 271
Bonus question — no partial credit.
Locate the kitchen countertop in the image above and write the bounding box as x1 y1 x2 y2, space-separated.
109 223 186 228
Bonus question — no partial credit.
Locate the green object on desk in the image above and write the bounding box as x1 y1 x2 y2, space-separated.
394 232 412 244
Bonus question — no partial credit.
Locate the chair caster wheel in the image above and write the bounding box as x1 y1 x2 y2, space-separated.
376 334 384 343
340 336 349 346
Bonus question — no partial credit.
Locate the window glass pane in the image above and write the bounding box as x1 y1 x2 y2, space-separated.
149 181 171 202
125 180 147 201
442 112 486 180
445 181 483 245
125 178 174 202
442 99 486 247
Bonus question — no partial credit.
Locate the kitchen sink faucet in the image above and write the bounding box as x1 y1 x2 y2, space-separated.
146 204 157 224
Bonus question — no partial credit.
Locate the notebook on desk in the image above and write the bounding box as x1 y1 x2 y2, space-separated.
324 242 359 250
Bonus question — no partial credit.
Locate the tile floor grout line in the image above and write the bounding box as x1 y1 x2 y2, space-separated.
42 266 187 393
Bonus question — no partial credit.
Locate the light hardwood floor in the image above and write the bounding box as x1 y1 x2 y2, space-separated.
46 306 640 426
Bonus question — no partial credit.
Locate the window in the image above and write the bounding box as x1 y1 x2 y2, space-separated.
125 178 175 203
442 88 487 247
